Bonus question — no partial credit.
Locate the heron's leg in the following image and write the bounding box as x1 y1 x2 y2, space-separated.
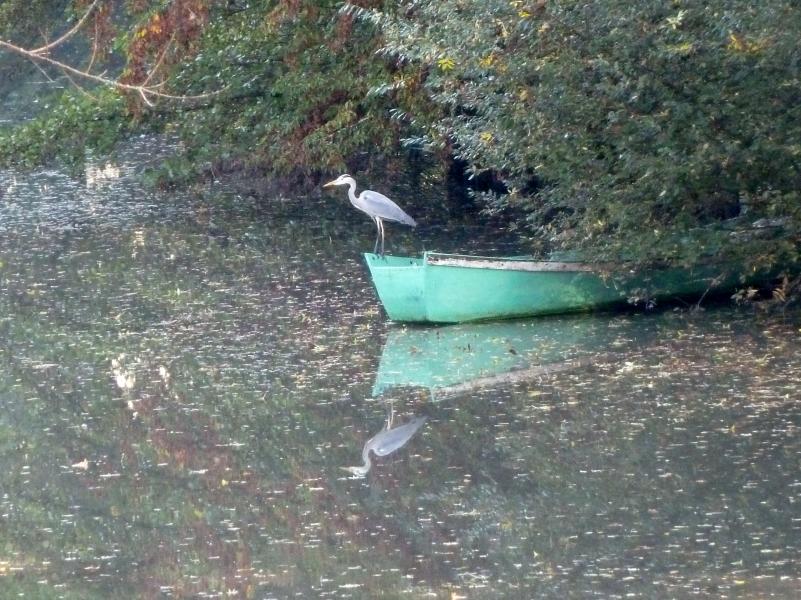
383 398 395 429
378 218 385 256
373 218 381 254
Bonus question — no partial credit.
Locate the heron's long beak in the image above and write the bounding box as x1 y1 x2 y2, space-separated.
323 180 338 188
340 466 366 478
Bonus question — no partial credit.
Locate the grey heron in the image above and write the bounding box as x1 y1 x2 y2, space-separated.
323 174 416 255
342 414 427 477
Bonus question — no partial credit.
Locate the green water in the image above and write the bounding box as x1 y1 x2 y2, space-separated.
0 139 799 598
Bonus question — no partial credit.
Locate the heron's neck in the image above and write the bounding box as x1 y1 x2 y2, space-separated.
360 445 373 472
346 180 358 205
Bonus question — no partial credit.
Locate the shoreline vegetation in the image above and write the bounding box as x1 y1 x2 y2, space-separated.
0 1 798 303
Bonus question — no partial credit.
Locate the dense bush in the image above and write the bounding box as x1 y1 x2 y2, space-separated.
354 0 801 269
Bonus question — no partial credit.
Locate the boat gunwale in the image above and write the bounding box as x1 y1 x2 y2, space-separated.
423 251 617 273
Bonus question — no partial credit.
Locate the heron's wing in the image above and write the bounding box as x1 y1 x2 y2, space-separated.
356 190 417 227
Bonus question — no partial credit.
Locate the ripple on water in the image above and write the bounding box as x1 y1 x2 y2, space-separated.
0 137 799 598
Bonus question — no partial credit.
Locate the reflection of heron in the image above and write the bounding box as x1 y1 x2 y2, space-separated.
323 174 416 255
342 412 427 477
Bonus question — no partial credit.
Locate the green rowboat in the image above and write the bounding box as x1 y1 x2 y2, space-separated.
363 251 759 323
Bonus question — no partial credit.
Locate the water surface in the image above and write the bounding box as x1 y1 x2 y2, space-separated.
0 140 799 598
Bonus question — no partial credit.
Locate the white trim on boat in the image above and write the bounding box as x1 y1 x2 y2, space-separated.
425 253 606 273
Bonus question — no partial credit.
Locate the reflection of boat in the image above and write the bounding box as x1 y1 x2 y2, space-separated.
364 252 759 323
373 316 639 398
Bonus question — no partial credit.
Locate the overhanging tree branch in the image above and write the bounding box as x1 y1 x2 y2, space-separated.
0 0 225 107
29 0 102 55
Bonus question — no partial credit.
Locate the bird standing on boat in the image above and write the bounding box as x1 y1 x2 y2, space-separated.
323 174 416 255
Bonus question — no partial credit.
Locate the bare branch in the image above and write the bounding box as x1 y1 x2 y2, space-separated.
85 9 100 74
30 58 58 84
0 36 226 106
138 88 154 107
30 0 103 56
0 0 225 107
142 33 176 87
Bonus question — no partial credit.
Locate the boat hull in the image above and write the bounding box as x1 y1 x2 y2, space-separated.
364 252 753 323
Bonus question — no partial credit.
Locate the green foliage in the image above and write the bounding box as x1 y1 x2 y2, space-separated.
161 0 409 185
0 0 417 186
0 0 799 273
357 0 801 270
0 0 72 41
0 88 131 169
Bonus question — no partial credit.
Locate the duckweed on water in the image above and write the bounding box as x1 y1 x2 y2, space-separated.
0 138 798 598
